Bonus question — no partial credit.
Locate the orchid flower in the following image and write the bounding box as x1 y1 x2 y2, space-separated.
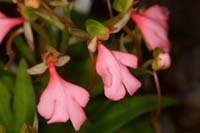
130 5 170 52
0 12 24 45
96 42 141 101
28 51 90 131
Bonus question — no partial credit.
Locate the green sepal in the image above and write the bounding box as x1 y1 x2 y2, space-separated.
86 19 110 40
113 0 133 13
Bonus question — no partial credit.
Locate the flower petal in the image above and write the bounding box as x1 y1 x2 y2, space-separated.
68 96 87 131
62 80 89 107
120 65 141 95
96 42 126 100
130 7 170 52
104 83 126 101
158 53 171 69
0 16 24 44
47 95 69 124
112 51 138 68
0 12 6 18
38 65 69 122
37 82 57 120
143 5 169 29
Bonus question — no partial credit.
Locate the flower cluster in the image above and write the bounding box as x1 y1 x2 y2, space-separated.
0 0 171 131
130 5 171 69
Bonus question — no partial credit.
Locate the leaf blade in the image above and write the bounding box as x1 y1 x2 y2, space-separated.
13 59 36 132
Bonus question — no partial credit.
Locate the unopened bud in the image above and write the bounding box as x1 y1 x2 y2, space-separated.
25 0 40 9
152 53 171 71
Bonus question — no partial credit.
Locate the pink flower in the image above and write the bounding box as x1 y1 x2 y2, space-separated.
157 53 171 70
130 5 170 52
0 12 24 45
37 63 89 131
96 42 141 101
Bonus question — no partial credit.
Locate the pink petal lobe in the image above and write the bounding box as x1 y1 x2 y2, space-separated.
63 80 89 107
37 85 56 120
96 42 126 100
0 12 6 18
38 64 69 122
112 51 138 68
105 83 126 101
120 65 141 95
130 7 170 53
143 5 169 29
47 95 69 124
0 14 24 44
68 97 87 131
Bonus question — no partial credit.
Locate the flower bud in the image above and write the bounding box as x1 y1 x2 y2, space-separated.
25 0 41 9
152 53 171 71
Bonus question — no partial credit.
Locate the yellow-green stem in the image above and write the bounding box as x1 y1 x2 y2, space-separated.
153 71 161 120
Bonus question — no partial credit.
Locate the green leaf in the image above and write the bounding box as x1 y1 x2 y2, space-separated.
13 59 36 132
89 95 176 132
0 70 15 91
113 0 133 13
0 83 12 126
13 36 36 64
119 116 154 133
86 19 109 40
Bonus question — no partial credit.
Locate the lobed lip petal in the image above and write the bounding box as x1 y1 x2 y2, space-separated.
112 51 138 68
37 63 89 131
37 75 59 119
120 65 141 95
63 80 89 107
47 99 69 124
96 42 126 100
37 91 55 120
104 83 126 101
68 97 87 131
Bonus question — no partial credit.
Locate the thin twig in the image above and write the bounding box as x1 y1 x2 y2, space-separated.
153 71 162 120
87 50 97 90
4 28 24 70
41 2 79 28
106 0 113 17
106 0 116 49
149 113 162 133
123 26 142 62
